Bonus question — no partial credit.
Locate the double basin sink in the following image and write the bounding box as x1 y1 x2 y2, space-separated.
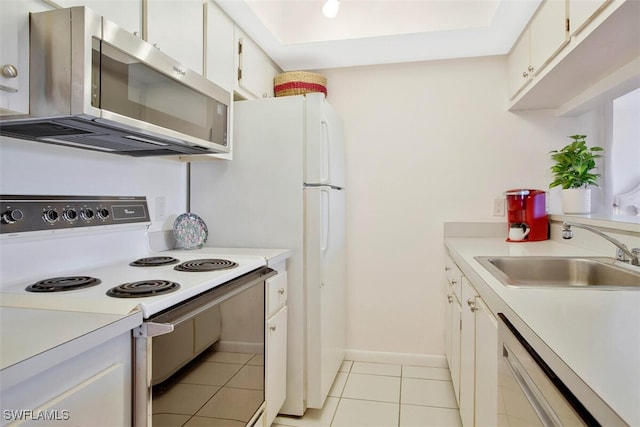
475 256 640 290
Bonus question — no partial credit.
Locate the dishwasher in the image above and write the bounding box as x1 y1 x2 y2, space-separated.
497 313 614 427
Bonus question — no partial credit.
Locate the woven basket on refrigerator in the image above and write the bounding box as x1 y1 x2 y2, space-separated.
274 71 327 97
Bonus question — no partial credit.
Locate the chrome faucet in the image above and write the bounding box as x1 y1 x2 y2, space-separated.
562 221 640 266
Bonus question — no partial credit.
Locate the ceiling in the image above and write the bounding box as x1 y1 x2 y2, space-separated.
215 0 542 71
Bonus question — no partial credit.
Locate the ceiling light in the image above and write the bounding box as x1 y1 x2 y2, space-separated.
322 0 340 18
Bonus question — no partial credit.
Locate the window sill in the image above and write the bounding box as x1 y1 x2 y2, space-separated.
549 213 640 233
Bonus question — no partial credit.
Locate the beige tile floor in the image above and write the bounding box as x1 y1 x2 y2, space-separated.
273 361 463 427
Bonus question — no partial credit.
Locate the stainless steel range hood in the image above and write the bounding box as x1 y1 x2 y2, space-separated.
0 7 231 157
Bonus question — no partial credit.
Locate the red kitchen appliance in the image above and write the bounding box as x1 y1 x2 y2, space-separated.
504 189 548 242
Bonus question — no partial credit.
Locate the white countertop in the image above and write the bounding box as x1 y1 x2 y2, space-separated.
175 246 292 268
444 237 640 426
0 307 142 389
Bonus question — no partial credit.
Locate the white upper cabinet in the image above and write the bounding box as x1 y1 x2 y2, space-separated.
509 0 636 112
205 0 235 92
529 0 569 76
235 27 280 99
508 0 569 100
50 0 142 35
569 0 611 36
145 0 204 74
0 0 53 116
507 31 532 100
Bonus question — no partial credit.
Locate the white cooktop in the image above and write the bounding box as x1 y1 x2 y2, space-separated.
0 251 265 318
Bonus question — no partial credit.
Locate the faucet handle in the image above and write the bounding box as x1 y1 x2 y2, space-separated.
616 248 630 262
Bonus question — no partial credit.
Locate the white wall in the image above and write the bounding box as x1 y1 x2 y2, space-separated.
318 56 594 361
0 137 187 232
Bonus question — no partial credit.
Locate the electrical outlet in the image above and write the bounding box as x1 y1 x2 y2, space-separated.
493 198 505 216
155 196 166 221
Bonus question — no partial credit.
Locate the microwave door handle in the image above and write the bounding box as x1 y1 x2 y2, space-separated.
503 344 563 427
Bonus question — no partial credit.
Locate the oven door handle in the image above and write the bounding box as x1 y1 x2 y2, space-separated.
141 267 277 329
134 322 174 338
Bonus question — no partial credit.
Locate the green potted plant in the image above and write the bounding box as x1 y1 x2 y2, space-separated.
549 134 604 213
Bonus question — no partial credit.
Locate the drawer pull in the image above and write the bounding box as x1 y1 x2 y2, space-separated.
278 288 285 295
270 325 277 332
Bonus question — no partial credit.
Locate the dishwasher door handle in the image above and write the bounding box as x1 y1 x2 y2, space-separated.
503 344 562 427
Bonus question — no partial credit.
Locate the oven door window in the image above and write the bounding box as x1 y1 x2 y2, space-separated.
94 42 228 147
150 281 265 425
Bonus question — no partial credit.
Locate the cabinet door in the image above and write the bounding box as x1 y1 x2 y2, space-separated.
235 28 279 99
266 306 288 427
146 0 204 74
530 0 569 76
507 30 532 100
474 298 498 427
236 30 265 98
0 0 52 115
449 294 462 406
205 0 235 92
21 364 127 427
51 0 142 35
459 277 478 427
569 0 610 36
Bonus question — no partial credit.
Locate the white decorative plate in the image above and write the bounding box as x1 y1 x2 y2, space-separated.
173 213 208 249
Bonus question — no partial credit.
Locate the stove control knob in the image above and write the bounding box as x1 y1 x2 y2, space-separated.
1 209 24 224
80 208 94 220
42 208 59 223
63 208 78 222
96 208 110 220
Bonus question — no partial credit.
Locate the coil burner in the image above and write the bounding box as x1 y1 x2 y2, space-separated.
106 280 181 298
130 256 179 267
174 258 239 272
26 276 102 292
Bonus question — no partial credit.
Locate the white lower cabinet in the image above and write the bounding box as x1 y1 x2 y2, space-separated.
1 333 132 427
445 258 498 427
459 277 478 427
445 259 463 404
266 306 288 426
474 298 498 427
265 271 288 426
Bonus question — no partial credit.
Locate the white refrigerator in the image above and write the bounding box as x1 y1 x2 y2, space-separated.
190 93 346 416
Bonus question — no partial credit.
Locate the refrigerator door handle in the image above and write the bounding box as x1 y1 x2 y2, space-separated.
321 188 330 254
321 118 331 184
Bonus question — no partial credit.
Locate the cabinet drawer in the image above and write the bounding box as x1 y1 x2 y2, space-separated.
267 272 288 317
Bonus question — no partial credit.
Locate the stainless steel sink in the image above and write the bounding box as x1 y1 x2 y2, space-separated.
474 256 640 290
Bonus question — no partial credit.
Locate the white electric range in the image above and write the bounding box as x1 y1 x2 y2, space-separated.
0 195 266 318
0 195 273 426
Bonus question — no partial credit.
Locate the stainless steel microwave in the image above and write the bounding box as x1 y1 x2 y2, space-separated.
0 7 231 157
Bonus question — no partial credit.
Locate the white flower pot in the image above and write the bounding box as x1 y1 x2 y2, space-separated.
562 188 591 214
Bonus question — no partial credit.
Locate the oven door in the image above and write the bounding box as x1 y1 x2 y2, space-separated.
134 267 275 427
497 314 597 427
